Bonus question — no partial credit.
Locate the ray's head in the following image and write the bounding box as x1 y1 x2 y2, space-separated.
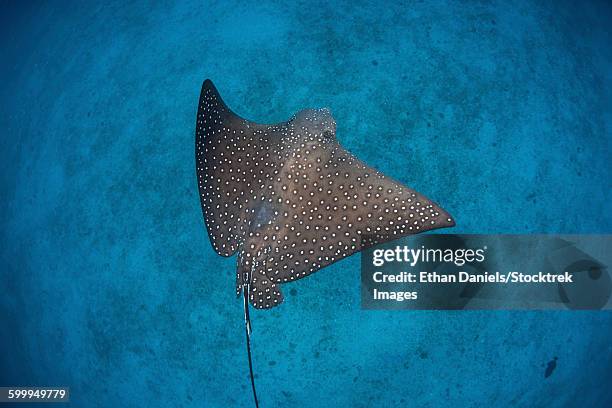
292 108 337 141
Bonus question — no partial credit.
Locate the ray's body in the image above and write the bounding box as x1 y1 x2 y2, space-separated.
195 79 454 406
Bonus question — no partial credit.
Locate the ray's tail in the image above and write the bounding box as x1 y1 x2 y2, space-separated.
243 275 260 408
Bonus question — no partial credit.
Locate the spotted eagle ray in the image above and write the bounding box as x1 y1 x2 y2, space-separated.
195 79 454 406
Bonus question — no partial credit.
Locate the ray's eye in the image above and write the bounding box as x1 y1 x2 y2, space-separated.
322 129 334 140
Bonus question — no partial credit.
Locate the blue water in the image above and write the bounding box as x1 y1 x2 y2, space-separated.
1 1 611 407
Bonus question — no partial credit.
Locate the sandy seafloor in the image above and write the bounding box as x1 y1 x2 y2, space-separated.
1 1 611 407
